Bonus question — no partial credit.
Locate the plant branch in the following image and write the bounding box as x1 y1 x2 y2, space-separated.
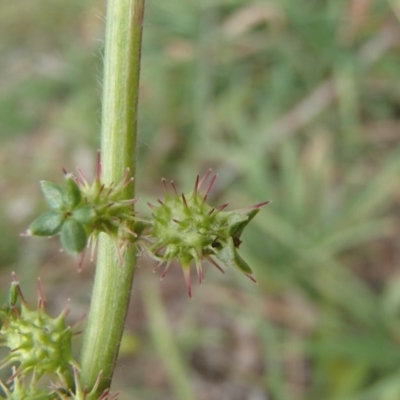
80 0 145 393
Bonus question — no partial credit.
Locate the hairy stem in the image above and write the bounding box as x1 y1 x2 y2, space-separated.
80 0 145 393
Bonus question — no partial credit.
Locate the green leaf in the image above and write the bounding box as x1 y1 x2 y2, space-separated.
216 237 236 265
227 209 259 238
5 281 20 314
8 281 19 306
40 181 64 210
216 237 253 275
72 205 97 224
28 211 64 236
60 219 87 254
62 174 82 210
232 248 253 275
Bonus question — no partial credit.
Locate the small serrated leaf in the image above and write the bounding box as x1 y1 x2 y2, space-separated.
40 181 64 210
28 211 65 236
60 219 87 254
62 175 82 210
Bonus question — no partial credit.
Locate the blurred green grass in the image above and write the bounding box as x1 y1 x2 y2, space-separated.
1 0 400 399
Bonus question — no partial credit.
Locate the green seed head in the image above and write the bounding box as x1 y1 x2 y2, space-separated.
149 171 269 296
26 153 138 260
0 371 53 400
0 274 76 381
71 153 138 260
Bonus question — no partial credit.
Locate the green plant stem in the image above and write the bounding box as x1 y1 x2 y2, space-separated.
80 0 145 393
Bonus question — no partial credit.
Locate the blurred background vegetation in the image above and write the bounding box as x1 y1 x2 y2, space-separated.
1 0 400 399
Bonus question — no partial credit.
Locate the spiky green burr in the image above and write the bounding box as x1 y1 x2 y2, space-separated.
148 170 269 297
